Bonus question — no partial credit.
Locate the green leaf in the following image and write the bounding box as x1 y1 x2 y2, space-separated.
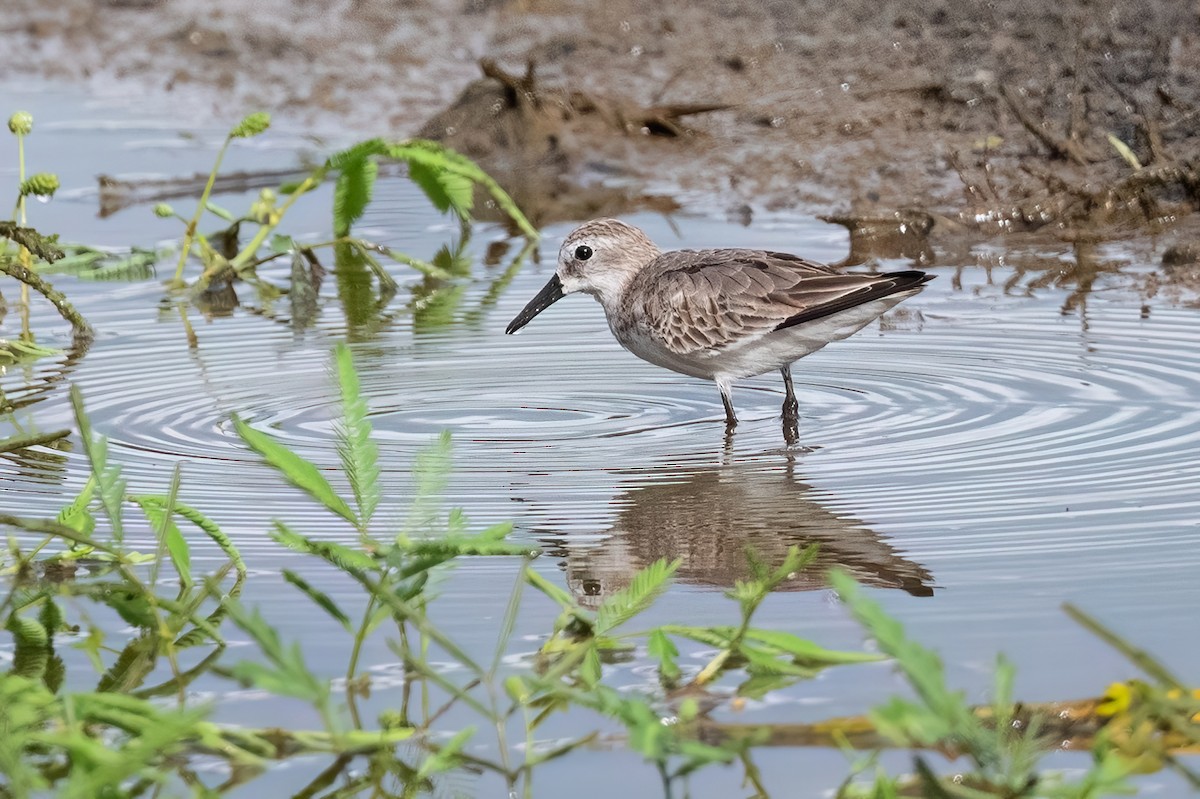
325 138 390 170
388 140 538 239
334 343 380 528
416 726 475 780
580 647 602 687
743 629 884 666
647 629 681 685
270 521 376 574
169 500 246 577
234 414 356 525
282 569 351 631
490 561 528 675
96 634 158 693
132 495 191 586
37 599 64 637
398 431 453 541
656 625 733 649
595 558 679 634
224 601 328 704
739 642 818 677
407 160 474 218
57 476 97 539
382 247 451 279
737 672 796 700
6 614 50 679
97 585 157 630
332 155 378 237
830 571 978 743
70 386 126 542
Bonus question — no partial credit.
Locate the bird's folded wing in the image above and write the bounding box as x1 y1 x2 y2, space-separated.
634 249 927 355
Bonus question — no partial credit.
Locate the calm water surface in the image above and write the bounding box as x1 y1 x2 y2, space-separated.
2 85 1199 796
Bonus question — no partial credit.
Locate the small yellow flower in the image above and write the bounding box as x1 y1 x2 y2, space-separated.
1097 682 1132 717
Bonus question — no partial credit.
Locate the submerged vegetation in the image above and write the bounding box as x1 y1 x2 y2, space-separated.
1 108 1197 796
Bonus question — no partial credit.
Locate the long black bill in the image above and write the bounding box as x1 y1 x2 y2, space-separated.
505 274 565 334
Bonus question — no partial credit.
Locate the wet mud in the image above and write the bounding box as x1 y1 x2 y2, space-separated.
3 0 1199 243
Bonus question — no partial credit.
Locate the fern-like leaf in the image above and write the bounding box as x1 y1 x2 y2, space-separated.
233 414 356 525
70 386 126 542
56 476 96 539
5 614 50 679
830 571 975 734
388 140 539 239
595 558 679 635
270 521 376 574
407 160 474 218
398 431 452 542
132 495 190 587
333 343 380 530
169 501 246 577
332 155 378 237
282 569 351 631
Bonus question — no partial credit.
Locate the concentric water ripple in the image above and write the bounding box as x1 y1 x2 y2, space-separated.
3 206 1199 710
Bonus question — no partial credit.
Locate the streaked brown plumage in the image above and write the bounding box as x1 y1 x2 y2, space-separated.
506 219 932 436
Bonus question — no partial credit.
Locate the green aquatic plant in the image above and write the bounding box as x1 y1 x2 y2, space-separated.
2 344 1194 798
0 111 90 350
146 112 538 294
829 571 1200 798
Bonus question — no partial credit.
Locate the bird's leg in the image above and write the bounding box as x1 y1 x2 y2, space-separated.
718 381 738 430
780 365 800 445
780 365 799 418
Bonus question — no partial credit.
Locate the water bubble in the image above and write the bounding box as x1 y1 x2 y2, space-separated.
841 82 850 92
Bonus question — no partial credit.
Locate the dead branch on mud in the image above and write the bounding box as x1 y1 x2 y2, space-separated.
999 84 1095 165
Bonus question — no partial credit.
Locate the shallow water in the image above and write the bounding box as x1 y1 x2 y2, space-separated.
3 85 1200 795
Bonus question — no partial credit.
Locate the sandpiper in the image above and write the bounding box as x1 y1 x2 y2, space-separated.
506 219 932 434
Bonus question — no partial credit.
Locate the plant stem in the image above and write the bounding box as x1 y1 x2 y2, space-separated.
173 136 232 285
345 593 379 729
0 258 93 336
228 175 318 273
15 129 32 339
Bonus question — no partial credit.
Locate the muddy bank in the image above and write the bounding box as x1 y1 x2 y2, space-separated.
2 0 1198 236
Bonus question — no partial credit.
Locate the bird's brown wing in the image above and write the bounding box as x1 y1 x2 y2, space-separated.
631 249 930 355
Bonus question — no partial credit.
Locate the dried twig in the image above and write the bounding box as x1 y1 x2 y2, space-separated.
1000 84 1093 165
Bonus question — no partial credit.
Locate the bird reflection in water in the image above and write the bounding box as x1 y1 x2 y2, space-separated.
539 462 934 607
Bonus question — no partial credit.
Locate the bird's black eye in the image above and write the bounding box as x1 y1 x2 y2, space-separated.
574 245 593 261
